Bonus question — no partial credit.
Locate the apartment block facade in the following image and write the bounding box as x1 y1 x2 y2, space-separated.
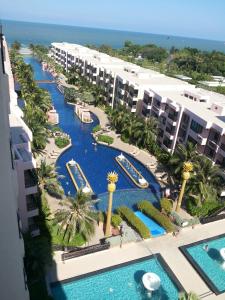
50 42 225 167
0 34 29 300
4 38 40 235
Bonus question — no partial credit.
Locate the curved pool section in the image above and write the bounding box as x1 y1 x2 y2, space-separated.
25 57 161 210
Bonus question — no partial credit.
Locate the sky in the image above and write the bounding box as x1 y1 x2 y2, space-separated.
0 0 225 40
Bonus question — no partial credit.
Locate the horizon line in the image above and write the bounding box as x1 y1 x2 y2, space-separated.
1 18 224 44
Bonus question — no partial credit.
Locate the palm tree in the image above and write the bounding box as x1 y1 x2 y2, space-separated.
54 190 96 243
188 156 223 206
133 117 157 148
169 142 199 177
179 292 200 300
37 160 58 187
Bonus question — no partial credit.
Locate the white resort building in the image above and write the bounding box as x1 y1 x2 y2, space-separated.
3 40 40 236
50 42 225 167
0 35 30 300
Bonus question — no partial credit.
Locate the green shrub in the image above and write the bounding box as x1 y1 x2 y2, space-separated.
55 136 70 148
186 198 222 217
117 206 151 239
92 125 101 133
160 198 173 214
50 126 62 133
97 134 114 145
111 214 122 227
137 200 174 232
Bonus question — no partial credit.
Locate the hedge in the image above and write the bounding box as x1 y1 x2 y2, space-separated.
111 214 122 228
137 200 174 232
97 134 114 145
117 206 151 239
160 198 173 214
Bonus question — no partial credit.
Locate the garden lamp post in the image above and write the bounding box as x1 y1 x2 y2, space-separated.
175 162 193 212
105 171 118 237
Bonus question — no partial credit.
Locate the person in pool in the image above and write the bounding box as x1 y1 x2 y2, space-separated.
203 244 209 252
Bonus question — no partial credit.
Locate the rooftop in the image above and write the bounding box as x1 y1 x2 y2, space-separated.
158 88 225 132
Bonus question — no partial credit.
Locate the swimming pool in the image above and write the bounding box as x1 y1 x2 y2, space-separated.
51 254 184 300
134 211 166 237
180 234 225 295
25 57 161 210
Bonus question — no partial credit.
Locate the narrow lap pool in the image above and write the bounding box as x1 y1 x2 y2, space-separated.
180 234 225 294
134 211 166 237
51 254 184 300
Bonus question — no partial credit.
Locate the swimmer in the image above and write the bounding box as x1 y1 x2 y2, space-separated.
203 244 209 252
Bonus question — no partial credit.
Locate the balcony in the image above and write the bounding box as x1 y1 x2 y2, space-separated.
207 140 219 151
16 147 36 169
143 100 152 110
165 128 175 140
168 113 178 122
167 116 177 126
26 194 39 218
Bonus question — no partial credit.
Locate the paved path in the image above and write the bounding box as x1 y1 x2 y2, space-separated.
50 219 225 299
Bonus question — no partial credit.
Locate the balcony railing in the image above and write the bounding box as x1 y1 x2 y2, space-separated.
26 195 38 211
168 113 178 121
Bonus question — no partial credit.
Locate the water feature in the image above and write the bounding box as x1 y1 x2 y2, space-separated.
66 160 92 193
25 56 161 210
116 153 149 188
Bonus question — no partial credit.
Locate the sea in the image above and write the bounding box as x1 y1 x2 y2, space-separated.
1 19 225 53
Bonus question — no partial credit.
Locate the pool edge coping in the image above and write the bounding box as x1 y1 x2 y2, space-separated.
179 233 225 295
50 252 186 296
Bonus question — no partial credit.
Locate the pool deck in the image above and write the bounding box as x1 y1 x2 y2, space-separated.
49 218 225 299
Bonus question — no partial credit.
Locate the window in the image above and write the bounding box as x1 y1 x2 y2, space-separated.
190 120 203 134
204 145 215 159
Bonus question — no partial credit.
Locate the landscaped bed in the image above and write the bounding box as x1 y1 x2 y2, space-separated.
55 136 70 148
97 134 114 145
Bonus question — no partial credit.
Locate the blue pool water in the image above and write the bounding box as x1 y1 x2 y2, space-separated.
134 211 166 237
25 57 161 210
184 236 225 293
51 256 183 300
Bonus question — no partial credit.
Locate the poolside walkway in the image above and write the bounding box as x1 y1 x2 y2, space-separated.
49 218 225 299
37 137 72 166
